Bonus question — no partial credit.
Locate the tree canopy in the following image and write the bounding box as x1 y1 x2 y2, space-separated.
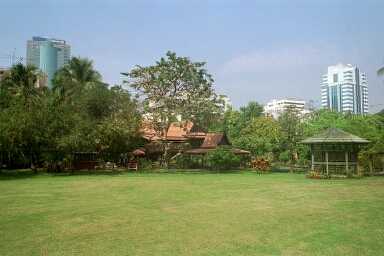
123 51 224 135
0 58 141 169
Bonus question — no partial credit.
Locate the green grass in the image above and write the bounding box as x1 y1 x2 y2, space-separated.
1 171 384 256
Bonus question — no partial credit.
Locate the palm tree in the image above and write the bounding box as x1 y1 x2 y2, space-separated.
378 66 384 77
52 57 102 102
3 63 41 106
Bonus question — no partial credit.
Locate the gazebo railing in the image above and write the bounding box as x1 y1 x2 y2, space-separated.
313 162 357 176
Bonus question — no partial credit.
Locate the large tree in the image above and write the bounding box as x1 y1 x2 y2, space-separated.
0 60 142 170
234 116 281 157
52 57 102 103
239 101 264 124
0 63 43 107
278 105 304 168
0 64 49 168
221 101 264 141
122 51 223 166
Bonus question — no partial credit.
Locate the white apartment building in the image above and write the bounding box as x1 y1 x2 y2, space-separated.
321 63 368 114
264 99 309 119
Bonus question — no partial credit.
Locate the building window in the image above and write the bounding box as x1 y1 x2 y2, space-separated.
333 74 338 83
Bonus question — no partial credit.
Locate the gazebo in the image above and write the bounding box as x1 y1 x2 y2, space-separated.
301 128 369 176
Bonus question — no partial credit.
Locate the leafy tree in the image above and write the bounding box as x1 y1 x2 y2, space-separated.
233 116 281 158
0 64 49 169
239 101 264 124
278 105 304 167
52 57 102 103
1 63 44 107
0 61 142 170
222 108 241 139
123 51 223 167
221 101 264 141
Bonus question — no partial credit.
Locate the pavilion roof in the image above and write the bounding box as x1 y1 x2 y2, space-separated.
301 128 370 144
201 133 231 148
141 120 203 142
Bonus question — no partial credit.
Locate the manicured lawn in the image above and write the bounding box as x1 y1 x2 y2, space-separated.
1 171 384 256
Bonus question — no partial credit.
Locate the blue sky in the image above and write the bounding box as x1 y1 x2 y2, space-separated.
1 0 383 112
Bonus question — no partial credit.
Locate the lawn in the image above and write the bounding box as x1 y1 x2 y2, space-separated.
1 171 384 256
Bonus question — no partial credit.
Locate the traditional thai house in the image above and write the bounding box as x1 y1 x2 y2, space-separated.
184 133 250 168
184 133 250 156
301 128 369 176
139 121 207 160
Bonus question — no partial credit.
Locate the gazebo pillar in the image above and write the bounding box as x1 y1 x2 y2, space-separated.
311 152 314 171
325 151 329 175
345 151 349 174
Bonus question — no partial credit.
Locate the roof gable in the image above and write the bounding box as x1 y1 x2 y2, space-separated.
201 133 231 148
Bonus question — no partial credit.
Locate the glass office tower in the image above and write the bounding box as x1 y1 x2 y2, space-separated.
26 36 71 87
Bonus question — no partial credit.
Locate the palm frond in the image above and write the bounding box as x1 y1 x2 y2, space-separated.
378 66 384 76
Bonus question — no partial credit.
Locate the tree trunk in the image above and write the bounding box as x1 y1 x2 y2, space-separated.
162 142 170 169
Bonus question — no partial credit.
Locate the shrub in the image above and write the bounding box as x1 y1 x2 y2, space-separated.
174 155 200 169
278 150 290 162
206 147 241 170
138 158 153 170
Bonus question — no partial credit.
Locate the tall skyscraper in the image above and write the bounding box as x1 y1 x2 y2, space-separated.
321 63 368 114
26 36 70 87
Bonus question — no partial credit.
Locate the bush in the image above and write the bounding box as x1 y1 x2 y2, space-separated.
206 147 241 170
138 158 153 170
278 150 290 162
174 155 201 169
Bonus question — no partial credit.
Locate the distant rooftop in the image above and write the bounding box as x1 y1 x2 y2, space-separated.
31 36 67 44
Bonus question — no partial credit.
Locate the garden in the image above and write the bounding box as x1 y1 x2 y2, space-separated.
1 50 384 256
1 171 384 256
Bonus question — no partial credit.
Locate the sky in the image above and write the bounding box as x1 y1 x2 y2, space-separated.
1 0 383 112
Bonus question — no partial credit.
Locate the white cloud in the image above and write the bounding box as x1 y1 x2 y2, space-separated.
219 46 328 74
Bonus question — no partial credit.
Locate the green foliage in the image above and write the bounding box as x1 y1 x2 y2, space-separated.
278 106 304 164
233 116 281 157
221 101 264 140
52 57 102 103
239 101 264 124
301 109 384 168
222 103 384 168
206 147 241 170
0 59 141 169
378 66 384 77
174 155 201 169
123 51 224 167
137 158 153 170
123 51 223 134
278 151 290 162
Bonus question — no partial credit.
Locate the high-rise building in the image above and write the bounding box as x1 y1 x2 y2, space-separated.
321 63 368 114
264 99 310 119
26 36 70 87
